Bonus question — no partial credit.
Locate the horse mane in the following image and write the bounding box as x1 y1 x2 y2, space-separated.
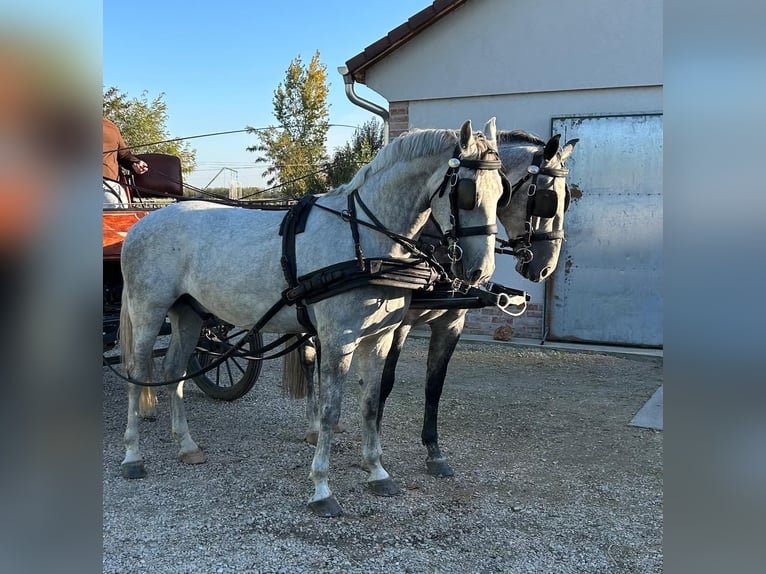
497 130 544 146
326 128 459 197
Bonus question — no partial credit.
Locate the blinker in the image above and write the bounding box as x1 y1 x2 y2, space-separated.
448 158 461 169
455 178 477 211
530 188 558 218
527 165 540 175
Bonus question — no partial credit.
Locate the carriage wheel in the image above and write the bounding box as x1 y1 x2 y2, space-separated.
190 320 263 401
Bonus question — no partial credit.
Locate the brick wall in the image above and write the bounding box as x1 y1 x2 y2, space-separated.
461 304 543 340
389 101 409 138
411 304 543 339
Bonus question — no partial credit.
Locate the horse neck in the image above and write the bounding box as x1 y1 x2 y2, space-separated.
355 152 447 244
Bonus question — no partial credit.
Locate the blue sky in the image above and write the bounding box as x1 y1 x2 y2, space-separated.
103 1 430 189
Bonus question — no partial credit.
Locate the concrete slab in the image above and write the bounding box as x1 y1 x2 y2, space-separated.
630 385 664 430
414 331 664 360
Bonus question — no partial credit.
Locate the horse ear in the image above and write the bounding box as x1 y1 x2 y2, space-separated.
483 117 497 147
560 138 579 162
460 120 474 150
544 134 562 161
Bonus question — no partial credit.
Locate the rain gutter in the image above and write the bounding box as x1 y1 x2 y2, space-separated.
337 66 390 145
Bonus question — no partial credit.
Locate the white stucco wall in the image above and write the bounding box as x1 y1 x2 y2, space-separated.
351 0 663 339
406 86 663 141
364 0 662 101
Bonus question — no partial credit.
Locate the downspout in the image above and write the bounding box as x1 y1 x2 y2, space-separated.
337 66 390 145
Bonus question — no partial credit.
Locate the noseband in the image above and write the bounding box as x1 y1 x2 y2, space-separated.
430 144 504 263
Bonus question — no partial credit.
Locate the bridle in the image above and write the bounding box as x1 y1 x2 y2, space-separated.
497 150 570 264
429 143 508 264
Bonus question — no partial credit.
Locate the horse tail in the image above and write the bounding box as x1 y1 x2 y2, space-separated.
119 288 134 372
281 346 308 399
139 386 158 419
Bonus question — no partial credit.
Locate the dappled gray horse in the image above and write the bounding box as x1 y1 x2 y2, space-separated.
118 118 506 516
299 131 578 477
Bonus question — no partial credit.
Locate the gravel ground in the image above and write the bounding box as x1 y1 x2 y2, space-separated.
103 336 663 573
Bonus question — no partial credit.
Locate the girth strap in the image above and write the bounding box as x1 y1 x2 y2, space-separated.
279 195 319 333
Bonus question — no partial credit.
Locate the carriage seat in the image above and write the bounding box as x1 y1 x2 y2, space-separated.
129 153 183 200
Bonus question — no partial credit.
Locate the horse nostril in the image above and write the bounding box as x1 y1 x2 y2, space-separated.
540 267 550 279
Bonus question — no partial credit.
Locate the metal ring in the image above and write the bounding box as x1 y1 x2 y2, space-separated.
447 242 463 262
496 293 527 317
517 248 533 264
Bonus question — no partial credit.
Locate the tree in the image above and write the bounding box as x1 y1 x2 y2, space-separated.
103 87 196 174
247 51 330 198
326 118 385 188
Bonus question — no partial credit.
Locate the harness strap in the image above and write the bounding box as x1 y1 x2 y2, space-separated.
283 257 439 307
346 192 365 269
410 279 529 310
530 230 565 241
314 200 447 277
279 196 319 334
455 224 498 237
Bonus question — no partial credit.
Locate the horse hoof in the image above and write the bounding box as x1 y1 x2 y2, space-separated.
179 449 207 465
368 478 401 497
308 496 343 517
121 461 147 479
426 458 454 478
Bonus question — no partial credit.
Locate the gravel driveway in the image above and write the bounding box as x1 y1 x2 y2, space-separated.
103 336 663 573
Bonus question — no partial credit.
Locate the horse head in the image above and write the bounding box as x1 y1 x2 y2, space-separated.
496 132 578 282
428 117 505 286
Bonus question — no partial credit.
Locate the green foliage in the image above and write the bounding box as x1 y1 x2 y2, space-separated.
326 118 385 188
103 87 196 174
247 51 330 198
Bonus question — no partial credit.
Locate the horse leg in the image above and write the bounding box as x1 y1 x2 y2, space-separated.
303 338 345 445
301 338 320 445
377 322 413 431
122 382 147 479
422 310 466 477
120 301 167 479
306 344 353 517
165 303 206 465
357 332 401 497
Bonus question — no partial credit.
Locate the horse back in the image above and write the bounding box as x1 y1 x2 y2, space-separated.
120 202 289 323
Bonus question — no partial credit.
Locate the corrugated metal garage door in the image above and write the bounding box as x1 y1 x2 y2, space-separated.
547 114 662 347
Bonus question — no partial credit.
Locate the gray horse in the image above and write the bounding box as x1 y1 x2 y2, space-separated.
118 118 506 516
297 131 578 478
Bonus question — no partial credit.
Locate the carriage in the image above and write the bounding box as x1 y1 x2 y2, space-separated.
102 152 267 400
